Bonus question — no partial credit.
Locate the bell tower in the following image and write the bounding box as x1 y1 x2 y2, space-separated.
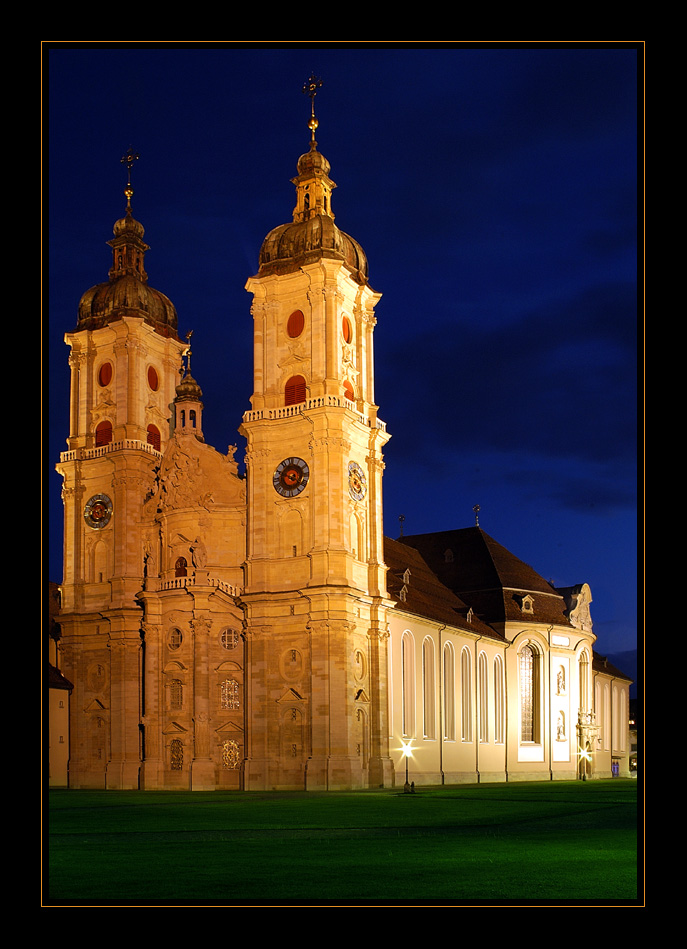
239 79 395 790
56 151 186 788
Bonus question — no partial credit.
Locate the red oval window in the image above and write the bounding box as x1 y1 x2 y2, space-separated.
287 310 305 338
342 317 352 344
148 366 159 391
98 362 112 386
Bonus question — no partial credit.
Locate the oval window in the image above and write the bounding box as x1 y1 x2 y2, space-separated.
148 366 159 391
98 362 113 387
342 316 352 344
287 310 305 338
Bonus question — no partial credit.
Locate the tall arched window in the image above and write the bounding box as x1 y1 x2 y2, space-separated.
285 374 306 406
493 655 505 744
401 631 415 737
443 642 455 741
478 651 489 743
578 650 590 712
175 557 188 577
520 644 540 743
95 420 113 446
169 679 183 710
461 647 472 742
422 637 436 739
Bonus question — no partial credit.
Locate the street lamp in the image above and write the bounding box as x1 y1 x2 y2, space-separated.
400 739 414 793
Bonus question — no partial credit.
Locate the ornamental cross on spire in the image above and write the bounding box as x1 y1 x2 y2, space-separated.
302 74 323 143
120 146 139 209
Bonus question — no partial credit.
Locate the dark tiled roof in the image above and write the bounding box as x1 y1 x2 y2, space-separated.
396 527 574 629
384 536 504 640
48 664 73 691
593 652 633 683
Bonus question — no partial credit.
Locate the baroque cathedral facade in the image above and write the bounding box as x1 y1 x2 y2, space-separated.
50 99 632 792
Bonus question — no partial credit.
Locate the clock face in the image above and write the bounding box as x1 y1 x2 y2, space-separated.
84 493 113 529
348 461 367 500
273 457 309 497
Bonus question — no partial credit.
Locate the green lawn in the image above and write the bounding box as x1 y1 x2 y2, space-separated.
46 780 639 906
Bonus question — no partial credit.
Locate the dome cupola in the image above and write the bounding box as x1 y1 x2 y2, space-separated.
256 76 369 284
76 149 179 339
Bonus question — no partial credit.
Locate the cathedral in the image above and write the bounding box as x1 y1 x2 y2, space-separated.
50 87 632 792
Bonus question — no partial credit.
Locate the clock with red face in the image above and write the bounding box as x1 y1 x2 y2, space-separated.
84 493 113 529
273 457 309 498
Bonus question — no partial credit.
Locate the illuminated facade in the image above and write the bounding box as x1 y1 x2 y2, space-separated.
51 99 632 791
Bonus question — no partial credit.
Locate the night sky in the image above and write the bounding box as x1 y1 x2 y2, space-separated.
45 43 640 665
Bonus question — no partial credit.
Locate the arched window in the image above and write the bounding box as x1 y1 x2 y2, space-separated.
175 557 188 578
578 650 590 711
520 644 540 743
443 642 455 741
478 651 489 743
343 380 355 401
285 374 306 406
169 679 183 710
401 631 415 738
493 655 505 744
146 424 161 451
95 420 113 447
422 638 436 739
461 647 472 742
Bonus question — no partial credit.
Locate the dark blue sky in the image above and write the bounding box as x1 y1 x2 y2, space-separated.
46 43 640 659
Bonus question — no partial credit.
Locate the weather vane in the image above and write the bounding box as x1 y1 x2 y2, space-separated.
302 74 323 143
120 146 139 210
473 504 481 526
398 514 405 538
183 330 193 375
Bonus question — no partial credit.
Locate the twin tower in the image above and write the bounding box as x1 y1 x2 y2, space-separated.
56 94 395 790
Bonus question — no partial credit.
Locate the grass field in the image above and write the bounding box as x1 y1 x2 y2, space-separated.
46 779 639 906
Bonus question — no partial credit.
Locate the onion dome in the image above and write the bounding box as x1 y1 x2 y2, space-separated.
76 154 179 339
175 369 202 401
256 79 369 285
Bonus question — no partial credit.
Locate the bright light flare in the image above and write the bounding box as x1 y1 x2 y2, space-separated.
578 746 592 763
399 738 414 759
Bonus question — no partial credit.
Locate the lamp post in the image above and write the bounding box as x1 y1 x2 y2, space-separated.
401 739 413 793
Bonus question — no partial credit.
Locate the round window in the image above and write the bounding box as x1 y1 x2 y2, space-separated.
148 366 159 391
342 316 352 344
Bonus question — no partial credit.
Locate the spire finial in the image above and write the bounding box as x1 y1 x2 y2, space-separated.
183 330 193 375
302 74 323 146
473 504 481 526
398 514 405 538
120 146 139 211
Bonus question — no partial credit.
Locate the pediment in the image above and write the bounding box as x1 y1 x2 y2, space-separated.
277 687 305 704
217 720 245 736
162 721 188 736
84 698 107 712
